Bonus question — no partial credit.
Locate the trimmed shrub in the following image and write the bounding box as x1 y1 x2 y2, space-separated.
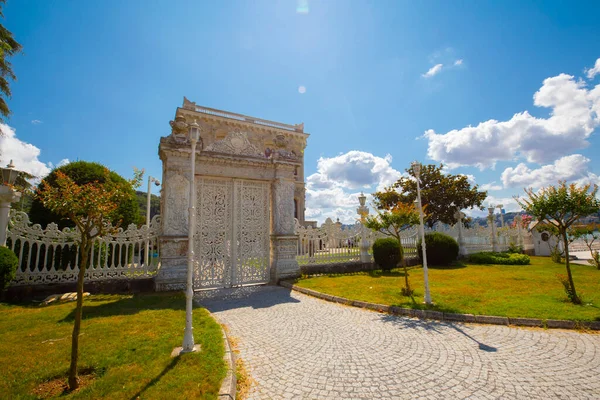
417 232 459 266
468 252 530 265
0 246 18 290
372 238 402 271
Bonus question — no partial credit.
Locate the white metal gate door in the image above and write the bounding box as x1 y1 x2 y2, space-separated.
195 178 270 289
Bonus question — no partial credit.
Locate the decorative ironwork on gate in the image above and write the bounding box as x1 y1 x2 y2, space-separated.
8 210 160 286
194 178 270 288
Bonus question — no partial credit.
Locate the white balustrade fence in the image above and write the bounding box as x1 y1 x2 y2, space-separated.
8 211 161 286
295 219 362 266
296 217 535 269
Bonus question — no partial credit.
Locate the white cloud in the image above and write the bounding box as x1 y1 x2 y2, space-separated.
585 58 600 79
31 120 42 125
48 158 71 171
454 59 463 66
501 154 600 189
0 124 66 183
461 174 476 185
0 124 51 180
424 65 600 169
305 151 403 224
480 181 502 191
422 64 443 78
465 195 522 218
306 151 402 192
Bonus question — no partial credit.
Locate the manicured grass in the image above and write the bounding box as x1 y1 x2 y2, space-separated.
295 256 600 321
0 293 226 399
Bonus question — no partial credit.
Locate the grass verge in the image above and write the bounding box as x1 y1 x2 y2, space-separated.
0 292 226 399
295 256 600 321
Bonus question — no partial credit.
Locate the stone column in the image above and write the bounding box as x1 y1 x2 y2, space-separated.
455 209 467 257
270 178 300 283
357 192 371 264
515 215 524 249
0 186 20 246
488 207 499 252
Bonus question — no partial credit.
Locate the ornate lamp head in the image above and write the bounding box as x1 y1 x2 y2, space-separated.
411 161 421 178
188 119 200 142
1 160 19 186
358 192 366 207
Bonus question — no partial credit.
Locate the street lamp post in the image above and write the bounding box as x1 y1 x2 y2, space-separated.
454 208 466 257
145 176 160 266
0 160 21 246
488 206 499 252
174 120 201 356
356 192 370 264
411 161 432 305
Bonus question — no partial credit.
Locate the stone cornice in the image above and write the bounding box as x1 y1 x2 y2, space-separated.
159 140 301 169
176 107 310 141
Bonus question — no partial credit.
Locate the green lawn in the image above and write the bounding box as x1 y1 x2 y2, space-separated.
295 256 600 321
0 293 226 399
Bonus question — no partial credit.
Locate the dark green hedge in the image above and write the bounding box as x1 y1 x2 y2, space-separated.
417 232 459 266
373 238 402 271
468 252 530 265
0 246 18 290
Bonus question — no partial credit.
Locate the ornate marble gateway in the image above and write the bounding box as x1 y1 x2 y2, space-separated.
156 99 309 290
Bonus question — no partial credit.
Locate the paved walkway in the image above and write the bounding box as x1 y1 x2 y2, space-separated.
197 286 600 400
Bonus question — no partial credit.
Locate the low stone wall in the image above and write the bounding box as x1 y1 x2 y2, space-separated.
3 278 156 301
281 281 600 331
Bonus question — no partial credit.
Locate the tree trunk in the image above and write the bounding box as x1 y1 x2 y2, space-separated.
68 237 89 391
397 242 411 294
561 230 580 304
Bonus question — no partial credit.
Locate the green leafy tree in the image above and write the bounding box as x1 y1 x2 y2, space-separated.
37 168 142 390
136 190 160 223
30 161 140 228
365 202 419 295
0 0 22 120
516 181 600 304
373 163 487 228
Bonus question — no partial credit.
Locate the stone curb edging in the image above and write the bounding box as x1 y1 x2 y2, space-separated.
279 281 600 331
218 324 237 400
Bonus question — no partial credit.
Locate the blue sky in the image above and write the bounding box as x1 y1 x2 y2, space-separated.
3 0 600 223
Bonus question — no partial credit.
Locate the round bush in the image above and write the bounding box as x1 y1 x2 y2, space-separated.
417 232 459 266
0 246 18 290
372 238 402 271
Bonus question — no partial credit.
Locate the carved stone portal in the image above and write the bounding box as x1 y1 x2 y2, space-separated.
156 99 308 290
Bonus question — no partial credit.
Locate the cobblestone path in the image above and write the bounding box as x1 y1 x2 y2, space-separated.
197 286 600 400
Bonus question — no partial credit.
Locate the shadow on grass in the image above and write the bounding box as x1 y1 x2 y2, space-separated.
129 357 180 400
59 292 187 322
377 314 497 352
427 261 467 270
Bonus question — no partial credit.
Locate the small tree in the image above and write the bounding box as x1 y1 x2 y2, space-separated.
37 168 142 390
373 163 487 227
516 181 600 304
365 202 419 295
